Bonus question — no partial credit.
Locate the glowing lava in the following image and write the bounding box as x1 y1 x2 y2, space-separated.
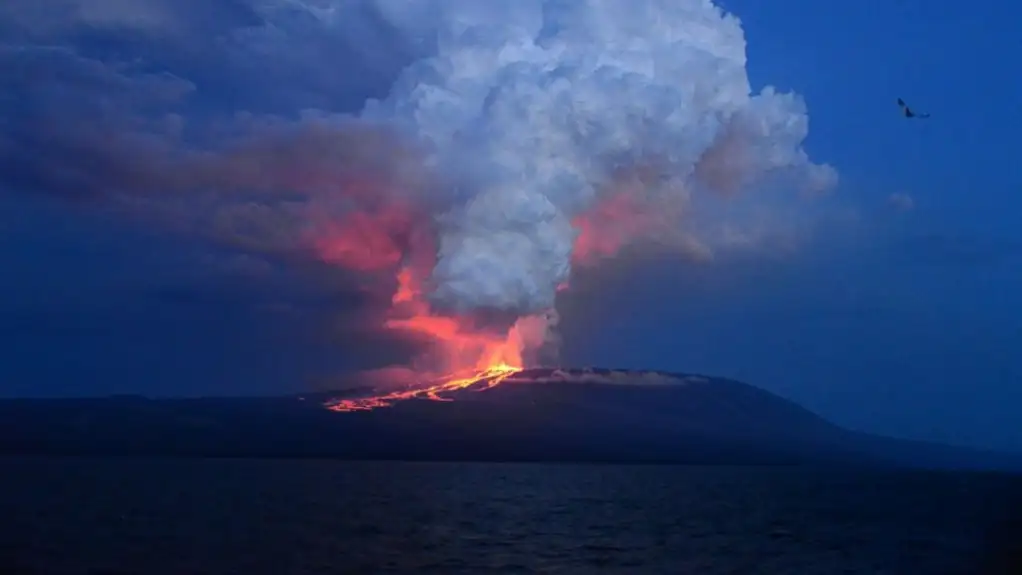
323 267 535 411
318 244 539 411
325 363 521 412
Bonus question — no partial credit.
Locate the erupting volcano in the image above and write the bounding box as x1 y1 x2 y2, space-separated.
316 204 566 412
315 164 686 412
10 0 1022 475
295 0 838 413
0 0 840 415
311 201 561 411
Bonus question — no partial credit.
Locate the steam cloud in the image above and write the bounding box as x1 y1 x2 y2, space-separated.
1 0 837 372
357 0 837 315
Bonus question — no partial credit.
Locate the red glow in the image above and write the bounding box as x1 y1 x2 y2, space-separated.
325 263 539 411
569 164 682 271
312 204 414 271
384 265 533 372
308 172 537 410
571 192 648 265
313 165 668 412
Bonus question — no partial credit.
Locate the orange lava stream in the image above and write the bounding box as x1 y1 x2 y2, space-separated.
325 363 522 412
323 261 535 412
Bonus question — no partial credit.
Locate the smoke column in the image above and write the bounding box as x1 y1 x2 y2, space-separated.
310 0 836 383
56 0 836 392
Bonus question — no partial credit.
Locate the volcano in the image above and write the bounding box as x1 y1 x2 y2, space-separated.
323 367 845 442
0 368 1019 471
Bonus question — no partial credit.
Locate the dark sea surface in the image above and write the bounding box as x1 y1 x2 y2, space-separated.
1 458 1020 574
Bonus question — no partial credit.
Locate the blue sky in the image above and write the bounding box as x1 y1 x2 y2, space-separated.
1 0 1020 451
708 0 1022 448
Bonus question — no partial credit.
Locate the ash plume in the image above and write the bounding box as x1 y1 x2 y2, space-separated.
0 0 838 376
357 0 837 316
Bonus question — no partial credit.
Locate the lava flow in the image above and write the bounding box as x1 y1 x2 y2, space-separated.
324 265 541 411
325 363 521 412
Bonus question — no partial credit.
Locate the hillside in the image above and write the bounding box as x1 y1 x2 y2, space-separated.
0 368 1018 470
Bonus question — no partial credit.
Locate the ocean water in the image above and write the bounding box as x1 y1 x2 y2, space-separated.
0 458 1019 574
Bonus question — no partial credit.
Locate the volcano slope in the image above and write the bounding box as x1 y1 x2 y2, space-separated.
0 368 1018 470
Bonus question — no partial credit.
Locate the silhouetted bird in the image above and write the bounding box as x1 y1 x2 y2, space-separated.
897 97 930 118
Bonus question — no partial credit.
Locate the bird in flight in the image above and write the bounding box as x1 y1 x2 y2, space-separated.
897 98 929 119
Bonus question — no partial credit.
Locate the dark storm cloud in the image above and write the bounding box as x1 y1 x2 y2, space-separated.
0 1 433 387
0 206 431 397
143 254 422 357
0 0 411 201
0 0 425 261
1 2 395 219
0 44 193 199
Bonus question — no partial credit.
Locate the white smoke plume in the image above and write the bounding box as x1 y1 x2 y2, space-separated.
348 0 837 316
1 0 838 368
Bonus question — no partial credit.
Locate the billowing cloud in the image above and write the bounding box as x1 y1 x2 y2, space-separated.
0 0 838 384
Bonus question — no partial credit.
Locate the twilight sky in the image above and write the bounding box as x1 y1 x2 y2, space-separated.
1 0 1020 452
